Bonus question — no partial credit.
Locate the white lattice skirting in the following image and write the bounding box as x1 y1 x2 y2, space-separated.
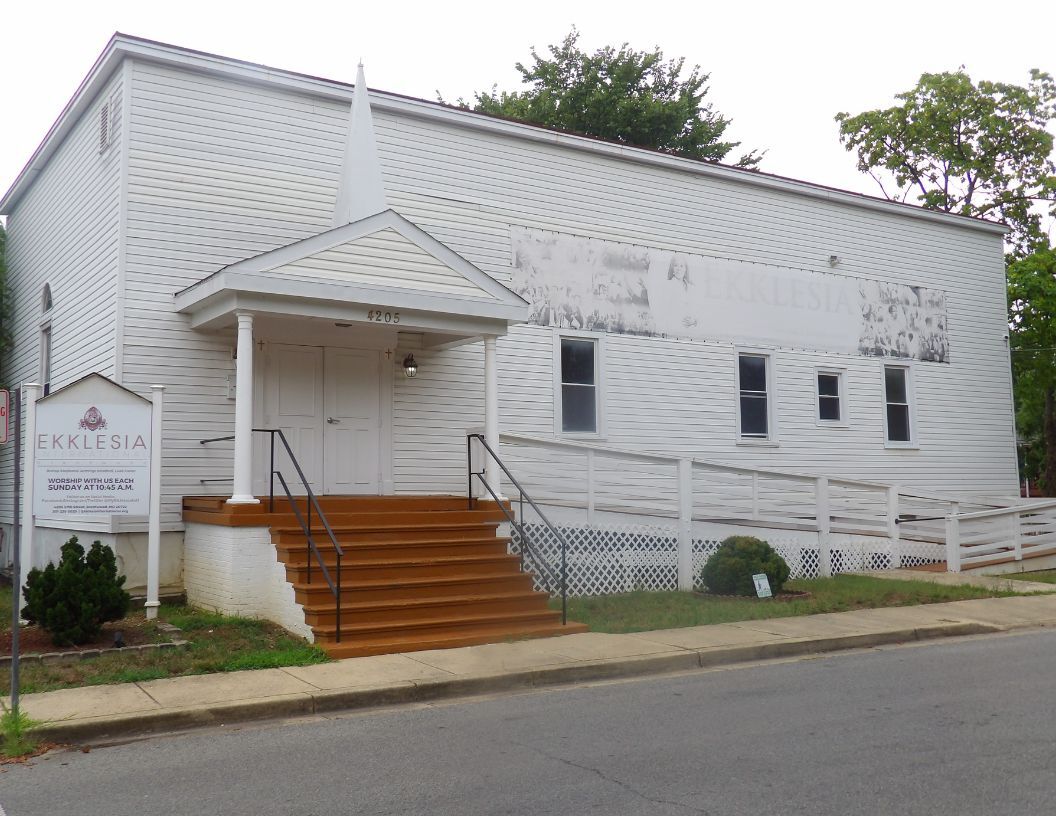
511 510 944 596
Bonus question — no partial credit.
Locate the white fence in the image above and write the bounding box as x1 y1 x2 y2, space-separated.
946 499 1056 572
484 433 1004 595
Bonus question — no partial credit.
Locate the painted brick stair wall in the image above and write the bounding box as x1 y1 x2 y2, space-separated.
182 496 586 658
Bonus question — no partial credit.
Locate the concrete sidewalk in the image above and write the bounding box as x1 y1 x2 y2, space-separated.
11 587 1056 745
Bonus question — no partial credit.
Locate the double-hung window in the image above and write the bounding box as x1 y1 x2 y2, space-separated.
737 352 771 440
883 365 913 445
559 337 599 434
816 370 845 424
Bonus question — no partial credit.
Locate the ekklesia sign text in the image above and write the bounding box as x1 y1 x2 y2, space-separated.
33 402 151 516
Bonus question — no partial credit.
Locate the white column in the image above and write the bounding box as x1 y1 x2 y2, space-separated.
146 385 165 619
483 335 502 498
228 312 259 505
19 383 41 613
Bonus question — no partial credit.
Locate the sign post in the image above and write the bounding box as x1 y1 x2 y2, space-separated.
0 388 8 444
7 388 20 717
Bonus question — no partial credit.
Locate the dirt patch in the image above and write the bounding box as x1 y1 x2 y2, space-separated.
693 590 813 602
1 617 162 658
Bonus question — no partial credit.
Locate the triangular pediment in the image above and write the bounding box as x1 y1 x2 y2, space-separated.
210 209 524 306
269 227 490 299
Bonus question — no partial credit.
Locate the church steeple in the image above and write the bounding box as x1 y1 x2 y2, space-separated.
332 63 387 226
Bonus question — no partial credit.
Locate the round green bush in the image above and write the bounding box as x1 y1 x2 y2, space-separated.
699 536 790 597
22 536 131 647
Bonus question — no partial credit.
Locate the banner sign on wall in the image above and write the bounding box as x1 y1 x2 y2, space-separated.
33 387 152 517
511 226 949 362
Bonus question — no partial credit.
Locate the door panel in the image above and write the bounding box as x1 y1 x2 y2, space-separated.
264 345 324 494
324 348 382 494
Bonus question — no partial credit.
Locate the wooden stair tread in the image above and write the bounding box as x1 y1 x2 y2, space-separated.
301 591 547 613
320 623 589 659
312 608 569 637
291 553 519 570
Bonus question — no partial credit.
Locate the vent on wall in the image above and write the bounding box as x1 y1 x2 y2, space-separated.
98 93 118 153
98 102 111 151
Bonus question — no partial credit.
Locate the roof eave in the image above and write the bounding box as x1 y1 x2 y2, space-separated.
1 33 1011 237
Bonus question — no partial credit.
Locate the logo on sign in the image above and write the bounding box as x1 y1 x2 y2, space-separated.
78 406 107 432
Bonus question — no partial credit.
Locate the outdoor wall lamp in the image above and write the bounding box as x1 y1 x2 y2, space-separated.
402 354 419 378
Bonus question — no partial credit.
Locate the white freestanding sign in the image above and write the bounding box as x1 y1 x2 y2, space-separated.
33 401 152 517
20 374 164 620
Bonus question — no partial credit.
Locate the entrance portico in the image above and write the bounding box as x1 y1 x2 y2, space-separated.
174 208 528 503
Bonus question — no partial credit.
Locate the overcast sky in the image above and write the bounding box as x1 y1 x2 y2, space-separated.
3 0 1054 234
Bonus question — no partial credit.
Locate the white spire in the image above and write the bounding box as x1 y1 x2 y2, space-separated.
332 63 387 227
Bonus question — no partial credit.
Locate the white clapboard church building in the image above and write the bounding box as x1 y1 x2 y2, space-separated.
0 34 1033 656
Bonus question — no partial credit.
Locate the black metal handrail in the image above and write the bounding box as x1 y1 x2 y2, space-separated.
467 433 568 625
201 428 345 641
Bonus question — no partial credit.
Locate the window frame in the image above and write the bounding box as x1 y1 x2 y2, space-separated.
734 347 778 445
814 367 848 428
39 284 53 396
881 363 917 449
553 331 604 438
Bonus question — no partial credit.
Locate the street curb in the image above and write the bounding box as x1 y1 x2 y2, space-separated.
33 619 1002 744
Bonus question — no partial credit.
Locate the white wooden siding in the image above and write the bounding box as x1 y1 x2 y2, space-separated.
273 228 494 298
0 71 124 531
110 56 1017 520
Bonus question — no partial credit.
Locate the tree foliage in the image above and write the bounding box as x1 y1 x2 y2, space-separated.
836 69 1056 256
1008 250 1056 490
463 28 762 168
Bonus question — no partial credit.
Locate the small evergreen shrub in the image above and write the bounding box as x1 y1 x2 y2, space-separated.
21 536 131 647
699 536 790 597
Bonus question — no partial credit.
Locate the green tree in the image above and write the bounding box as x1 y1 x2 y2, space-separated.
836 69 1056 257
462 28 762 168
1008 249 1056 491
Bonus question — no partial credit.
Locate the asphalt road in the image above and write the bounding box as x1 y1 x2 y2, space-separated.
3 630 1056 815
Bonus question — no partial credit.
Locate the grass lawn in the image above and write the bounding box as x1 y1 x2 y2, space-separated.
553 574 1020 633
1003 570 1056 584
1 590 328 695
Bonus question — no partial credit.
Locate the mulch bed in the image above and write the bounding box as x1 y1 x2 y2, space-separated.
1 617 159 658
693 590 813 602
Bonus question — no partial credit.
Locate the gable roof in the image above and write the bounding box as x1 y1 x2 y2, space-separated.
178 209 524 306
0 33 1008 238
174 209 528 331
37 372 149 405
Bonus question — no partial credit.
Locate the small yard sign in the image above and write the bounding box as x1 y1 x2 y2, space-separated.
752 573 773 599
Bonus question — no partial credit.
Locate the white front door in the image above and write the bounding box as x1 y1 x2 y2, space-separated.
263 344 382 495
323 347 381 494
264 344 324 494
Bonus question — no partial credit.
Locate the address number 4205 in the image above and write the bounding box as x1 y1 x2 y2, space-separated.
367 310 400 323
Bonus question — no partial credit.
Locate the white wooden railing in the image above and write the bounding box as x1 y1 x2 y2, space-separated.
945 499 1056 572
494 433 1010 582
